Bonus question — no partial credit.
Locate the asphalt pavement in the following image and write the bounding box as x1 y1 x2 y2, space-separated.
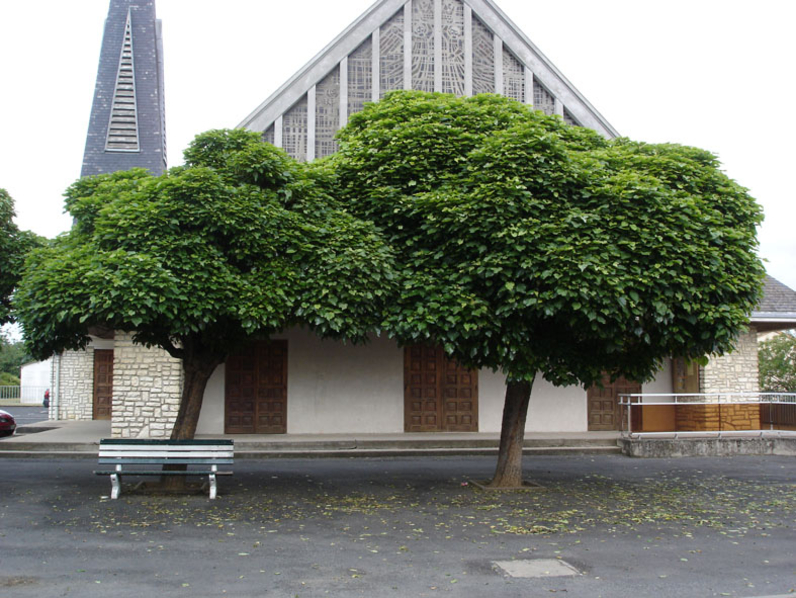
1 405 50 427
0 454 794 597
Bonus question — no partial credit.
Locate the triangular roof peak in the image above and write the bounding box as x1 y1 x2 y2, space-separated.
240 0 617 161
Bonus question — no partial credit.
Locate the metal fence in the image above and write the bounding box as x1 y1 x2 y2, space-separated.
618 392 796 438
0 385 49 404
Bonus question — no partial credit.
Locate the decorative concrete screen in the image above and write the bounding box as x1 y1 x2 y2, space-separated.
240 0 618 161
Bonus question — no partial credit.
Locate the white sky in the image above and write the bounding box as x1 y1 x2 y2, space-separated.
1 0 794 289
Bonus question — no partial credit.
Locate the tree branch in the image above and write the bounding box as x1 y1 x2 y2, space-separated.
160 338 185 360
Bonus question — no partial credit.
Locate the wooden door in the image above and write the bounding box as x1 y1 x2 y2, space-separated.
93 349 114 420
672 357 700 394
587 374 641 431
404 345 478 432
225 340 287 434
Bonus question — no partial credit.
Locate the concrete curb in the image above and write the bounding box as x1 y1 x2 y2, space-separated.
620 436 796 457
0 444 622 459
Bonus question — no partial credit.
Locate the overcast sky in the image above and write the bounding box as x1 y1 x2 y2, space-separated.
1 0 794 289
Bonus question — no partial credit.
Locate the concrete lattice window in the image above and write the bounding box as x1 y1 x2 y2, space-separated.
563 108 579 126
283 95 308 161
380 9 405 97
441 0 465 96
263 124 275 145
412 0 435 92
503 47 525 102
533 77 556 115
348 38 372 117
316 69 341 158
472 15 495 94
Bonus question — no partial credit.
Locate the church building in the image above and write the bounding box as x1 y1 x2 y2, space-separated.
49 0 796 439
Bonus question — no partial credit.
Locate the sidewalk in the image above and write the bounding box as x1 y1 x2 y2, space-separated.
0 418 622 458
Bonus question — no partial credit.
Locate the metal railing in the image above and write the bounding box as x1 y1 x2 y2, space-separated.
618 392 796 439
0 386 20 401
0 385 49 404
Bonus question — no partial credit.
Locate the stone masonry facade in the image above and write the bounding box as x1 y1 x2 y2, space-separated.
701 327 760 394
111 332 183 438
55 348 96 420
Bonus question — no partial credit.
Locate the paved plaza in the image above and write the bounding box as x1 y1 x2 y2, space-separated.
0 454 794 597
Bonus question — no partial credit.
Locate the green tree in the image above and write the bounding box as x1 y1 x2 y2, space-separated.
0 334 29 380
0 372 19 386
332 91 765 487
0 188 39 325
16 130 395 440
759 331 796 392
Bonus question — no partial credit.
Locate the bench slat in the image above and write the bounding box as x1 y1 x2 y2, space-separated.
99 444 232 450
94 470 233 476
98 459 233 466
97 459 234 468
100 446 232 451
99 450 233 459
99 439 233 446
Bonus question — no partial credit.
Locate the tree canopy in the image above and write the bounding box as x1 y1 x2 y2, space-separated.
16 129 395 438
0 188 40 326
333 91 764 384
331 91 765 485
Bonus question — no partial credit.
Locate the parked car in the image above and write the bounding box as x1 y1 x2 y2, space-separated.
0 410 16 437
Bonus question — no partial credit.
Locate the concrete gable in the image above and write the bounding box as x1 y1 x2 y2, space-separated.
239 0 617 162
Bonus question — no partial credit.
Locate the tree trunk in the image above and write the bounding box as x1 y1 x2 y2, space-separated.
170 356 220 440
488 376 535 488
163 341 225 490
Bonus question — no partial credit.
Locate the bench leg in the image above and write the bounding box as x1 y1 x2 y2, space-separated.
110 473 121 499
209 473 217 500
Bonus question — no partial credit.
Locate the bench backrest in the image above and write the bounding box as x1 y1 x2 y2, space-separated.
98 439 234 466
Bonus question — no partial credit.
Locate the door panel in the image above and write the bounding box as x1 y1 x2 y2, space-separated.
404 345 478 432
225 341 287 434
93 349 114 420
405 345 441 431
587 374 641 431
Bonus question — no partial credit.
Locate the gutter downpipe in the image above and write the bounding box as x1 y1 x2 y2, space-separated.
53 352 61 421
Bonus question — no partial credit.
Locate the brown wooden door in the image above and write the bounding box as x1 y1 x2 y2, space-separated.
587 374 641 431
672 357 700 393
93 349 114 420
225 340 287 434
404 345 478 432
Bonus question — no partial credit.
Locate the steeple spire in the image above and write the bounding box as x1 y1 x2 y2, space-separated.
81 0 166 177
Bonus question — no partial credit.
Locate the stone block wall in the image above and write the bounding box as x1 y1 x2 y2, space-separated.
701 328 759 394
111 332 183 438
56 349 95 420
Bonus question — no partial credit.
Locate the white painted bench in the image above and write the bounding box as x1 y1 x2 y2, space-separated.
94 439 234 499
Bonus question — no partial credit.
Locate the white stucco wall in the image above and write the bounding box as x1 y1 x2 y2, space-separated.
643 359 674 395
196 364 225 435
477 371 587 433
20 359 52 404
197 330 591 435
283 331 404 434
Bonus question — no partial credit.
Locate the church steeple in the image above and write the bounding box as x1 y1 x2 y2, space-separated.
81 0 166 177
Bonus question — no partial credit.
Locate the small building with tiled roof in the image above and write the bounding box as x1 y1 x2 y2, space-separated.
752 276 796 333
